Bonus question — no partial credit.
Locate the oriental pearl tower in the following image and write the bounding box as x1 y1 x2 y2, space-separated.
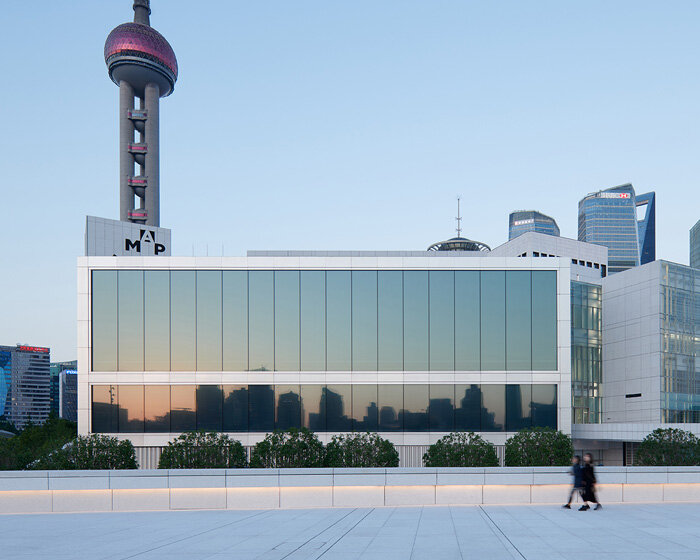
104 0 178 226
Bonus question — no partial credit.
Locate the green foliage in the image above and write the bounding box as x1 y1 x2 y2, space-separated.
0 415 18 434
423 432 499 467
325 433 399 467
250 428 325 468
0 416 77 470
32 434 138 470
635 428 700 466
504 427 573 466
158 432 246 469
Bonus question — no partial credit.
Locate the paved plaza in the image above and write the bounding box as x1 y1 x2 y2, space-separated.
3 504 700 559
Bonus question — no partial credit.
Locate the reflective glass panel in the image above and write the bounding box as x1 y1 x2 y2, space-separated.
326 272 352 371
248 385 274 431
197 271 222 371
506 271 532 370
455 384 481 431
248 272 274 372
118 270 144 371
532 271 558 370
92 385 118 432
352 271 378 371
532 384 557 429
223 271 248 371
223 385 248 432
300 272 325 371
506 384 531 431
429 384 454 431
196 385 223 431
481 271 506 370
275 384 302 430
171 385 196 432
92 271 118 371
403 384 429 431
429 271 454 371
378 384 403 431
324 385 352 431
481 384 505 431
301 384 325 431
352 384 378 431
274 271 300 371
144 271 170 371
378 272 403 370
144 385 170 432
118 385 144 433
455 272 480 371
404 271 429 371
171 271 196 371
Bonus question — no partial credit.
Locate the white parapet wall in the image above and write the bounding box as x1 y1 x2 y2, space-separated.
1 467 700 514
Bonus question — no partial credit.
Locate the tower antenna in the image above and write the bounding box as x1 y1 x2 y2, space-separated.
455 196 462 238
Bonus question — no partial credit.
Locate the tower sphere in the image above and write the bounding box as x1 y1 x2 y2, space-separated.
105 22 178 97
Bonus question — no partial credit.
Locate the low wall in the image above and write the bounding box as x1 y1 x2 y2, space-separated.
1 467 700 514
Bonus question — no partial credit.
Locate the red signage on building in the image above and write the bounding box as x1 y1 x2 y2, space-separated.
18 345 49 353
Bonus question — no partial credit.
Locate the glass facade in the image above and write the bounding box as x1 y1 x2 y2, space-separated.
91 270 558 372
508 210 560 240
691 220 700 271
92 383 558 433
571 281 602 423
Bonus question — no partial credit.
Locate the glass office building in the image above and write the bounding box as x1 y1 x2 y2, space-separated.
50 360 77 417
0 345 51 428
571 282 602 424
691 219 700 270
509 211 560 240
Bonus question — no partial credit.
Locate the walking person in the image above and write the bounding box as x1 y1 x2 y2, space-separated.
562 455 583 509
579 453 602 511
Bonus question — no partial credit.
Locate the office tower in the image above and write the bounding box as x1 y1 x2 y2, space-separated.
636 192 656 264
0 345 51 428
691 220 700 269
509 210 560 240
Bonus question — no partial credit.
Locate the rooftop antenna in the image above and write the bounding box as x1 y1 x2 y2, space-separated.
455 196 462 238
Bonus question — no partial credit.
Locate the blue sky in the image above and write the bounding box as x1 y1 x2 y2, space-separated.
1 1 698 361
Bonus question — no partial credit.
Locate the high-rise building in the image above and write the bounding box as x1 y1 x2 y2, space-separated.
104 0 178 227
50 360 77 418
578 184 656 274
691 219 700 269
0 345 51 428
59 370 78 423
508 210 560 240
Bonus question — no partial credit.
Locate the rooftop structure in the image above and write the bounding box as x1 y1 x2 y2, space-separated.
508 210 560 240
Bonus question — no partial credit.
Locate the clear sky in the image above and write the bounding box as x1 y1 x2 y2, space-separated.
1 1 698 361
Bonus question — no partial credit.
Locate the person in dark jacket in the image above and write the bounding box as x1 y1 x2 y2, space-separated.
563 455 583 509
579 453 602 511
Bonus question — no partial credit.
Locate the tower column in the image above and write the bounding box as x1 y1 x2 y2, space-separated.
144 83 160 226
119 81 135 222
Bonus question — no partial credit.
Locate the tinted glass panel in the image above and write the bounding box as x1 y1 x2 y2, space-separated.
404 272 429 371
301 384 325 431
378 272 403 370
481 384 505 431
92 385 118 432
429 384 454 431
300 272 325 371
118 270 144 371
197 271 222 371
352 271 378 371
455 384 481 431
144 270 170 371
352 384 378 431
378 384 403 431
324 385 351 431
248 272 274 372
481 271 506 370
532 271 558 370
92 271 118 371
171 385 196 432
429 271 454 371
403 384 428 431
275 384 301 429
145 385 170 432
223 271 248 371
248 385 274 431
455 272 480 371
274 271 300 371
532 384 557 429
171 271 196 371
506 271 532 370
326 272 351 371
506 384 531 431
118 385 144 433
196 385 223 431
223 385 248 432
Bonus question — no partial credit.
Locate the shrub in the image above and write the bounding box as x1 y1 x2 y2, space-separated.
0 415 77 470
158 432 246 469
636 428 700 466
423 432 499 467
32 434 138 470
325 433 399 467
250 428 325 468
504 427 573 466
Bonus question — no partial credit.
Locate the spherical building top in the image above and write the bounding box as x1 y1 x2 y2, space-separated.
427 236 491 252
105 22 178 96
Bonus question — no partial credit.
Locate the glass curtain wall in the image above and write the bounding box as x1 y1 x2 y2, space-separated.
571 281 602 423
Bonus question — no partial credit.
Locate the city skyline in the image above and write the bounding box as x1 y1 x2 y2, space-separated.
1 1 699 361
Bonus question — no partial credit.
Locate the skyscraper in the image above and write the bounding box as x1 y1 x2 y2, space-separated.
508 210 560 240
578 184 656 274
691 220 700 269
104 0 178 227
0 345 51 428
